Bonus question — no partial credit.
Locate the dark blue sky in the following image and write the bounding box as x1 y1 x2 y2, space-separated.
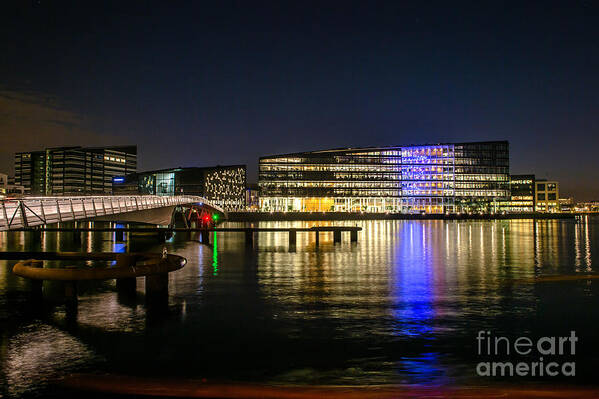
1 1 598 198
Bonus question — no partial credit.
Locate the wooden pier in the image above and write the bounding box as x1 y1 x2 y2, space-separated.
14 226 362 248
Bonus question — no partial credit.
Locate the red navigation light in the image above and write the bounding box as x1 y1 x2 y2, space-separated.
203 214 210 222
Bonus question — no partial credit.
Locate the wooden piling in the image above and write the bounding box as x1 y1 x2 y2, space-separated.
73 231 82 246
245 230 254 247
200 229 210 245
29 230 42 251
64 281 78 303
350 230 358 242
289 229 297 250
333 230 342 243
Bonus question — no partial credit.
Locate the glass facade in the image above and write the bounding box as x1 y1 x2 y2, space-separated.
499 174 536 213
156 172 175 196
113 165 247 211
14 146 137 196
259 141 509 213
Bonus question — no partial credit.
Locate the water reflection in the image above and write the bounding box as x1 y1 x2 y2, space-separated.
391 222 435 337
3 323 100 397
0 217 598 394
213 231 218 276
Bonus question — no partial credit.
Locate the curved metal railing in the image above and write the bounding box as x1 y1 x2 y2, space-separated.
0 195 224 231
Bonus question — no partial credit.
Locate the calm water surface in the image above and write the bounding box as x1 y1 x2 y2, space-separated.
1 218 598 397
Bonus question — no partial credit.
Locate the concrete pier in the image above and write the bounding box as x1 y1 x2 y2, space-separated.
7 252 187 305
29 260 43 299
115 254 137 295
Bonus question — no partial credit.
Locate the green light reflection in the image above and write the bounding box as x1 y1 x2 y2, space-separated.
212 232 218 276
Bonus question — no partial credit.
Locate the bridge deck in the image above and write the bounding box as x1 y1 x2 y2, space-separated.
0 196 223 231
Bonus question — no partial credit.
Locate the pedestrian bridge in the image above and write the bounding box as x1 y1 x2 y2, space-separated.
0 196 224 231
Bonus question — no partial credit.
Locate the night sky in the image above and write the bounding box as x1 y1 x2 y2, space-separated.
1 1 598 199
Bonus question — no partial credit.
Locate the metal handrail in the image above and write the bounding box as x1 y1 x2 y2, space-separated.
0 195 223 231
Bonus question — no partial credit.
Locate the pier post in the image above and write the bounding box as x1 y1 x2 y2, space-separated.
116 254 137 296
29 230 42 251
350 230 358 243
146 273 169 301
30 260 43 299
201 229 210 245
289 229 297 250
245 230 254 247
115 229 125 242
333 230 342 243
64 281 78 303
315 231 319 246
73 230 82 246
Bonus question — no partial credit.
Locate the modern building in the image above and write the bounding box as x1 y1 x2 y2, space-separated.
559 197 574 213
574 201 599 213
0 173 7 199
13 151 46 195
500 174 536 213
259 141 510 213
535 180 559 212
14 146 137 196
112 165 246 211
246 183 260 211
0 173 25 199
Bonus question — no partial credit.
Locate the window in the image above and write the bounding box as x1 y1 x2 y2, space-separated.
548 193 556 200
537 183 545 191
156 172 175 196
537 193 546 201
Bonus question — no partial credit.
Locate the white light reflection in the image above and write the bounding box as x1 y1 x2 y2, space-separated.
4 324 99 397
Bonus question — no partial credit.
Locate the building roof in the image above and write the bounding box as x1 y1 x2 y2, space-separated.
16 145 138 154
130 164 246 175
259 141 509 160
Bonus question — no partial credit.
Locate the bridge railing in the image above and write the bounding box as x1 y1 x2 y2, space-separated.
0 195 219 231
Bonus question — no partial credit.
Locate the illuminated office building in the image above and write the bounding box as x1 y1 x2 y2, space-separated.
0 173 24 199
535 180 559 212
14 146 137 195
501 174 536 212
259 141 509 213
112 165 246 211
